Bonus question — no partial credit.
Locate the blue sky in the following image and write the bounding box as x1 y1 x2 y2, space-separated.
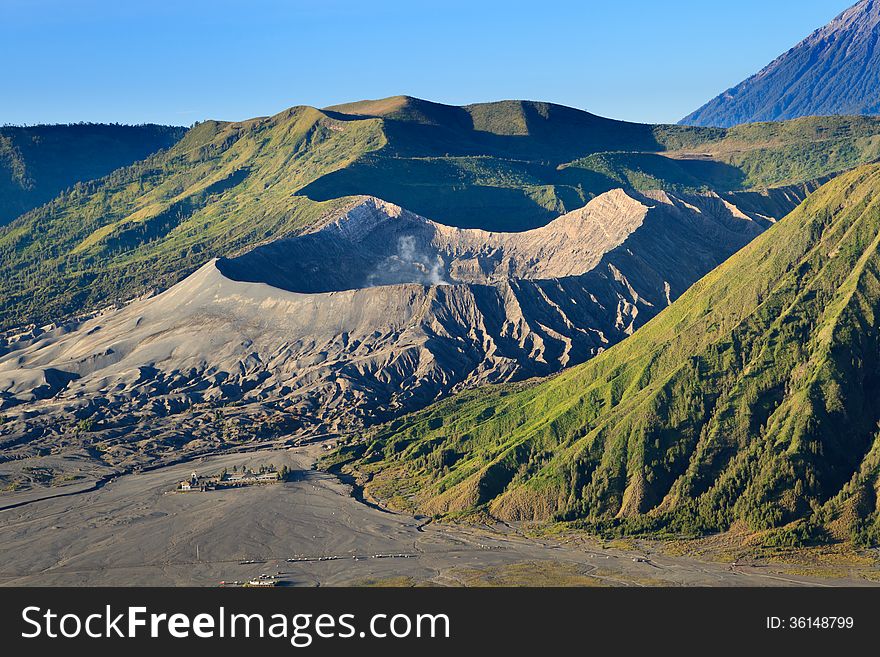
1 0 851 126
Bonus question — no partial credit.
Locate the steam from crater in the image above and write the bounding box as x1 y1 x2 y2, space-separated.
367 235 449 287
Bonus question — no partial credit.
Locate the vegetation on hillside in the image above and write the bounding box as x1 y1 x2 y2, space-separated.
0 123 186 225
331 164 880 547
0 108 378 327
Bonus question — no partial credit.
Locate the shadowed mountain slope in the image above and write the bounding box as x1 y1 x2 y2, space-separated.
0 123 186 225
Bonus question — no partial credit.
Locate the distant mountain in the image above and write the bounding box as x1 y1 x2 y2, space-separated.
0 123 186 225
0 190 782 461
682 0 880 127
335 164 880 547
3 97 880 330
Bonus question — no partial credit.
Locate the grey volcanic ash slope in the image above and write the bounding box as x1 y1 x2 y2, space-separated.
0 191 792 470
683 0 880 127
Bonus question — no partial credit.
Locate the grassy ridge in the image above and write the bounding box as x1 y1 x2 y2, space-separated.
334 164 880 547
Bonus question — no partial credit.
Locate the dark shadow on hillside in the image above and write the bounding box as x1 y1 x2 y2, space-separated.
297 167 559 231
558 153 748 193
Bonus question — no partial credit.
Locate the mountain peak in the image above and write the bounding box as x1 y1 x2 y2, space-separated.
682 0 880 127
799 0 880 52
827 0 880 34
324 95 430 118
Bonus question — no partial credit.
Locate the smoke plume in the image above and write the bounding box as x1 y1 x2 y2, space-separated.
367 235 449 287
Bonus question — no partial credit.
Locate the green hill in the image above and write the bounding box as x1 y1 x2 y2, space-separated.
326 96 666 158
0 108 381 328
332 163 880 548
0 123 186 225
5 97 880 329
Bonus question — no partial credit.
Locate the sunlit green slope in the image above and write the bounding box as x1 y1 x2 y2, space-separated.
334 164 880 547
